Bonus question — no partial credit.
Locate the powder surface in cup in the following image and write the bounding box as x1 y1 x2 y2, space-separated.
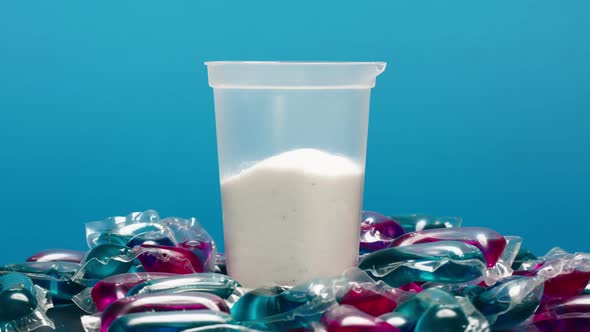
220 148 365 287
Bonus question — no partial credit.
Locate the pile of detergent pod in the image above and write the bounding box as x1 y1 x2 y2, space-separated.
0 210 589 332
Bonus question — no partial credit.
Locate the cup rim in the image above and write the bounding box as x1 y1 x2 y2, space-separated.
204 61 386 67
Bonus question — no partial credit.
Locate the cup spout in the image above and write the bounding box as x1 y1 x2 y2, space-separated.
375 62 387 76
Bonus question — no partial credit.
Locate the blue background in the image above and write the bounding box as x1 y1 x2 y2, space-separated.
0 1 588 264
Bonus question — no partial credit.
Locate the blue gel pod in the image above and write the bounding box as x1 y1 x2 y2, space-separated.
359 241 487 287
106 310 233 332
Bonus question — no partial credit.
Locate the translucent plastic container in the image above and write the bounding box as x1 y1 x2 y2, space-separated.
206 61 386 287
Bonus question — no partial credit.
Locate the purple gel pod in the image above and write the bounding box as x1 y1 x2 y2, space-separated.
360 211 405 253
483 236 523 285
390 214 462 233
338 283 409 317
84 210 217 272
126 231 176 248
534 295 590 332
543 270 590 299
91 272 174 312
161 216 217 272
515 248 590 299
26 249 86 264
513 268 590 299
101 292 230 332
390 227 506 267
398 283 423 293
136 244 205 274
320 305 400 332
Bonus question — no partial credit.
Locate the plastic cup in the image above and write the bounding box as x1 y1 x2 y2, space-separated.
206 61 386 287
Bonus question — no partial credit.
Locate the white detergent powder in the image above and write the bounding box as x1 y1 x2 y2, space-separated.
220 148 365 288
